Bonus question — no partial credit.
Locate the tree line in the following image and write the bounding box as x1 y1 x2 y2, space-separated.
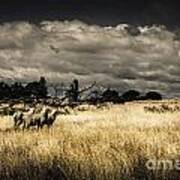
0 77 162 103
0 77 47 100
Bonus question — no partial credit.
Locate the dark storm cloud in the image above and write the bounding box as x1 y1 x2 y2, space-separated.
0 0 180 27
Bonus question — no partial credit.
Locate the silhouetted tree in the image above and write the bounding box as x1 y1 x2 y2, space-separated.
101 88 120 103
72 79 79 102
39 76 48 97
66 79 79 103
11 82 25 99
25 77 48 98
145 91 162 100
66 79 96 103
121 90 140 102
0 82 11 99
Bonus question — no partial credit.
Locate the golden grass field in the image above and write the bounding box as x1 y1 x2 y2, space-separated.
0 101 180 180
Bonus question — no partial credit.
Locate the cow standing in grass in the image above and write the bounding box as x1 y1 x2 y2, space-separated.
23 107 50 130
40 109 61 128
13 108 35 129
13 111 24 129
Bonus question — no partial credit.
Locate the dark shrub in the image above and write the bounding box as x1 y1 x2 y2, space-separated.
145 91 162 100
102 88 120 103
121 90 140 102
11 82 26 99
0 82 11 99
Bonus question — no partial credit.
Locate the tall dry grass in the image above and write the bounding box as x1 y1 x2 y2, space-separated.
0 101 179 180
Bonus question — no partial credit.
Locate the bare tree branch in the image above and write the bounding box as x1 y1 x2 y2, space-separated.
79 81 96 94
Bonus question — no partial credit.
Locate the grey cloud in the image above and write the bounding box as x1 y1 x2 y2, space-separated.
0 21 179 97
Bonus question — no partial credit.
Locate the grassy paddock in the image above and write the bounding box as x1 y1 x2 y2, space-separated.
0 101 179 180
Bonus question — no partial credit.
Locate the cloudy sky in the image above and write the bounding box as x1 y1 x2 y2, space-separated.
0 1 180 97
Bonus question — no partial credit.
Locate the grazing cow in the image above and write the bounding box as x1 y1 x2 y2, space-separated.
23 107 51 130
13 111 24 129
13 108 35 129
12 105 69 130
41 109 60 128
